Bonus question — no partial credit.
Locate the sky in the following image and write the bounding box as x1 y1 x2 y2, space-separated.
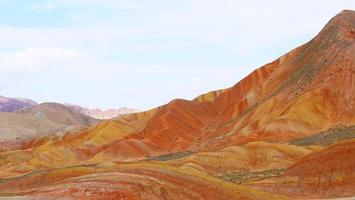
0 0 354 110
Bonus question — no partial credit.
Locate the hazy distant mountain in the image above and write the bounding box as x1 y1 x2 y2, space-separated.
18 102 100 127
0 95 138 120
65 104 139 119
0 10 354 200
0 95 37 112
0 102 100 151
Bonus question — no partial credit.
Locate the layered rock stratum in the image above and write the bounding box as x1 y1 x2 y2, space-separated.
0 10 354 200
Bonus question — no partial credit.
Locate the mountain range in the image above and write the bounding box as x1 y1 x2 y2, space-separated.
0 95 37 112
64 103 139 119
0 95 138 119
0 96 137 152
0 102 100 152
0 10 354 200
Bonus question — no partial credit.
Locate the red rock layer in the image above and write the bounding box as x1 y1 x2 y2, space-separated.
86 10 355 161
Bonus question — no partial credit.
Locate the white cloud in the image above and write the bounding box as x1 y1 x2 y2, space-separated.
0 48 86 72
4 1 355 54
23 0 355 59
1 0 355 109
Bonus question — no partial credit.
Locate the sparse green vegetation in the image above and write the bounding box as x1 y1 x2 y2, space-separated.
146 151 194 161
219 168 286 184
290 126 355 146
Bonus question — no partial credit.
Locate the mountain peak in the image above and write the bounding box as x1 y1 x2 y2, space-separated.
337 9 355 18
318 10 355 41
328 10 355 26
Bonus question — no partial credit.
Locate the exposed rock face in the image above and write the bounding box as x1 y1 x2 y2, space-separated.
0 10 353 200
80 10 355 160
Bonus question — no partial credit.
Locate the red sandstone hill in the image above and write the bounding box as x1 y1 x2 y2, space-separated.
0 10 352 164
286 139 355 181
80 9 355 161
0 10 353 200
247 139 355 199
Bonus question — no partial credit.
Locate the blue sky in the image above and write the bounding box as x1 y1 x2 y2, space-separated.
0 0 354 110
